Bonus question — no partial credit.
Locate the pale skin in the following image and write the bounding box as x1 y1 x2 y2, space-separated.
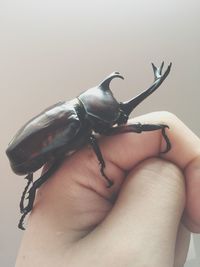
15 111 200 267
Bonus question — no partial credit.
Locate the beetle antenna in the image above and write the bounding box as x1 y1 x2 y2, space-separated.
99 72 124 91
120 62 172 117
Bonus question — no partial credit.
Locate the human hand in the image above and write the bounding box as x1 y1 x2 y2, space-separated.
16 112 200 267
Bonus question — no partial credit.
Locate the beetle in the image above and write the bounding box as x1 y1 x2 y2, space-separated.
6 62 172 230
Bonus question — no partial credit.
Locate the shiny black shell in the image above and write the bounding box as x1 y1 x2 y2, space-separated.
6 99 91 175
6 73 124 175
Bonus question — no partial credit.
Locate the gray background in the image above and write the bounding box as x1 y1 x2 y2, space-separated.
0 0 199 266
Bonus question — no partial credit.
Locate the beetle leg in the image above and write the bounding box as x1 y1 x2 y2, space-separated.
19 173 33 213
104 123 171 153
89 135 113 188
18 159 62 230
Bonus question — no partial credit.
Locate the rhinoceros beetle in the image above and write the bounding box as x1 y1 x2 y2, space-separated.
6 62 172 230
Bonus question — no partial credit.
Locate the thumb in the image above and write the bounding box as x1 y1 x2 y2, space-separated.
78 158 186 267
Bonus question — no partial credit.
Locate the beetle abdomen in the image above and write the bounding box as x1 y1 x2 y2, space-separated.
6 100 82 175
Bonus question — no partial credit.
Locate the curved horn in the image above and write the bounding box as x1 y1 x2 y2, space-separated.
120 62 172 117
99 72 124 91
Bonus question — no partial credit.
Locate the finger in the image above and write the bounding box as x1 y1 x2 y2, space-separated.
98 111 200 232
174 224 190 267
183 157 200 232
100 111 200 170
69 158 185 267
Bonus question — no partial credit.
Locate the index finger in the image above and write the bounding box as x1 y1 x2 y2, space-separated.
100 111 200 232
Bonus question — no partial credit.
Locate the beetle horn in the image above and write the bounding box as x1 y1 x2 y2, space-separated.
120 62 172 117
99 72 124 91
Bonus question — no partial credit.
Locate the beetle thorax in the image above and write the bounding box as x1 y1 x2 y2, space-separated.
78 86 121 124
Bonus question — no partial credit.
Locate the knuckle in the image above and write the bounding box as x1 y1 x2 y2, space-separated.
157 159 185 200
147 157 183 181
137 157 185 196
158 111 179 124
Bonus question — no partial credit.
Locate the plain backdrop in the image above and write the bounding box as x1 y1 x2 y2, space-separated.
0 0 200 266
